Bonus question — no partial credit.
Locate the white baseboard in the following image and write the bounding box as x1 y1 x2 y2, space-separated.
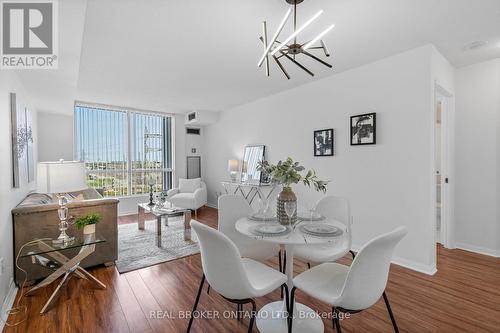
455 242 500 258
0 279 18 331
391 256 437 275
351 245 437 276
205 202 217 209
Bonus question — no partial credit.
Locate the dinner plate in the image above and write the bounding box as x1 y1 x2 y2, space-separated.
253 223 288 235
248 213 277 222
299 223 343 237
297 212 325 221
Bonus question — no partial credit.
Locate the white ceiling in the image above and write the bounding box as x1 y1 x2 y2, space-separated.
17 0 87 114
18 0 500 114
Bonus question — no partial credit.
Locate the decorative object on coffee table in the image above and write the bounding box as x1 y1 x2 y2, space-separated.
156 190 169 208
258 157 328 225
314 128 334 156
351 112 376 145
148 177 155 206
37 160 88 244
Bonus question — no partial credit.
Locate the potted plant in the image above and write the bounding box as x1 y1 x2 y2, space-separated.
258 158 328 225
75 213 101 235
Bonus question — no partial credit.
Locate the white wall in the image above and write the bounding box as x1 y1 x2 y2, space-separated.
38 111 74 161
0 72 38 315
204 45 442 274
454 59 500 256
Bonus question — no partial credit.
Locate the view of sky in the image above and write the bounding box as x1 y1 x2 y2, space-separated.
74 106 171 166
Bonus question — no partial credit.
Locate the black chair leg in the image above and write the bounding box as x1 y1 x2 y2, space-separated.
282 284 290 314
283 251 286 273
333 307 342 332
383 292 399 333
237 304 241 320
307 262 311 269
349 250 356 259
288 287 296 333
187 274 205 332
279 250 283 298
248 299 256 333
207 284 211 294
279 250 282 272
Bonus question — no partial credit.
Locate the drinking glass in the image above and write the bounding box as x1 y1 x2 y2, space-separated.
306 202 316 223
284 201 297 227
259 198 270 223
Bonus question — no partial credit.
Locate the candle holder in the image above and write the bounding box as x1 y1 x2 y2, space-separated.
148 183 155 206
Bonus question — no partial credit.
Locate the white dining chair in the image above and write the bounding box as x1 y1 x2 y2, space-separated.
217 194 283 297
219 194 281 260
288 227 408 333
187 221 289 333
294 196 355 269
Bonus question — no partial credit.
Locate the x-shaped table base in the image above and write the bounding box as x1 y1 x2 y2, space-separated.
25 241 106 314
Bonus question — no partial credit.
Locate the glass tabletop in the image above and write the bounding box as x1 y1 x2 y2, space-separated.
19 238 105 258
138 202 188 215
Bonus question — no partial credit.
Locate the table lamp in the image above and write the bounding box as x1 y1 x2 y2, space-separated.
37 160 88 244
228 159 239 182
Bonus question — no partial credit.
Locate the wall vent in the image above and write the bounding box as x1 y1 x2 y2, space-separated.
186 128 201 135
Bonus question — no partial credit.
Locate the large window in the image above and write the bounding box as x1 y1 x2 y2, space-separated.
74 104 173 197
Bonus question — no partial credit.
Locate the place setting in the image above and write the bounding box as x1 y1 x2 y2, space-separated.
246 197 344 241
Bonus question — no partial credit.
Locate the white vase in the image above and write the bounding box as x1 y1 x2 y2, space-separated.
83 224 96 235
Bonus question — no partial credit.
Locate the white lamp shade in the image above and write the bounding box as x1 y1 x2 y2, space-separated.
228 159 239 172
37 160 88 194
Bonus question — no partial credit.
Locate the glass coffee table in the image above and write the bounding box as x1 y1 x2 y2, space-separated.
137 203 192 247
20 238 106 314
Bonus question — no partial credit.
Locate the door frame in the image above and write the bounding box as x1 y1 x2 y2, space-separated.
434 84 455 249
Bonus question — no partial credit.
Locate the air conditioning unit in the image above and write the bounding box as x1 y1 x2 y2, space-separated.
186 128 201 135
185 110 218 126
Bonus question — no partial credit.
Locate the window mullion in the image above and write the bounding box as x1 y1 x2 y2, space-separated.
127 111 132 196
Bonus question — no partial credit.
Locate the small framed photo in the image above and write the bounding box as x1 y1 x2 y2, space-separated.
314 129 334 156
351 113 376 145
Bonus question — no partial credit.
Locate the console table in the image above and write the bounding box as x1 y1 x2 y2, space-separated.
220 181 279 205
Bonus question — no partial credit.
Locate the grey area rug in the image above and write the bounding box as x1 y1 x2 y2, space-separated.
116 218 199 273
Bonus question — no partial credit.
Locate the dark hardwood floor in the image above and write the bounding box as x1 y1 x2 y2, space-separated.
4 206 500 333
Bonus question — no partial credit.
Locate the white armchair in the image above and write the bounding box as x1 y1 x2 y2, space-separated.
167 178 207 217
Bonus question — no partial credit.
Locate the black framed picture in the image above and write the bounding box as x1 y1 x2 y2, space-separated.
314 128 334 156
351 113 376 145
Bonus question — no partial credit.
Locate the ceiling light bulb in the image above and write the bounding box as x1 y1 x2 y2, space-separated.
257 8 292 67
303 24 335 51
270 9 324 56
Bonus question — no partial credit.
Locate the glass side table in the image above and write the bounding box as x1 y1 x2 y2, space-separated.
19 237 106 314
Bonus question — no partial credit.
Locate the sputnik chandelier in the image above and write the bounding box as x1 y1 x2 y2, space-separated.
258 0 335 79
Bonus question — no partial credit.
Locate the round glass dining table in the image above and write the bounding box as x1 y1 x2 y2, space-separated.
235 217 348 333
